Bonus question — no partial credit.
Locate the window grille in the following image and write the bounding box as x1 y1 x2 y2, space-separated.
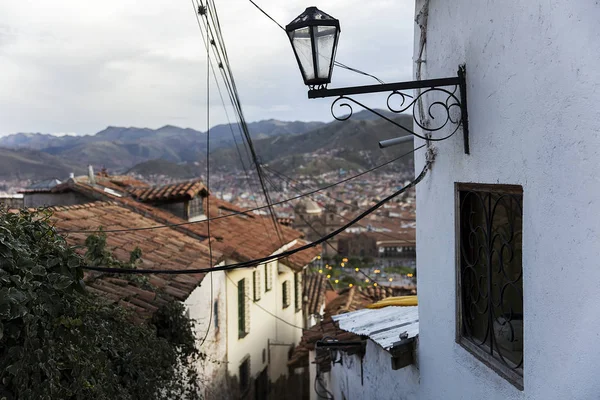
457 183 523 388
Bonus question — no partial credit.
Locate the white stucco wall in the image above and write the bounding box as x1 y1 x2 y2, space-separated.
317 340 419 400
225 259 304 387
413 1 600 399
184 270 228 398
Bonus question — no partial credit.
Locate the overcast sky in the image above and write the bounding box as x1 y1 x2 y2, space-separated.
0 0 415 136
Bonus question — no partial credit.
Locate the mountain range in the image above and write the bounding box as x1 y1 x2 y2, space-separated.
0 110 414 181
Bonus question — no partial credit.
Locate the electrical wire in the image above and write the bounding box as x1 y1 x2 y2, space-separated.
59 146 422 234
262 173 381 286
198 0 286 248
81 160 431 275
193 0 279 248
262 163 417 245
198 13 214 347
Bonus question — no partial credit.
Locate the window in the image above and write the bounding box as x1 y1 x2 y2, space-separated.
213 300 219 330
238 279 250 338
282 280 291 309
294 273 302 312
456 183 523 388
239 356 250 394
253 270 261 301
264 263 272 292
187 196 204 219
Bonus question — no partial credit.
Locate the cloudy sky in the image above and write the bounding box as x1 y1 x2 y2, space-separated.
0 0 415 136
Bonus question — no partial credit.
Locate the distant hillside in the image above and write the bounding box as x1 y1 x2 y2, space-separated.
205 113 415 174
0 148 84 180
0 119 326 171
0 110 416 180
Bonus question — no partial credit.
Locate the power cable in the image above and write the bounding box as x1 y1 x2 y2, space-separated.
198 13 214 347
262 164 417 245
262 172 381 286
59 146 422 234
198 0 285 248
192 0 279 249
81 160 431 275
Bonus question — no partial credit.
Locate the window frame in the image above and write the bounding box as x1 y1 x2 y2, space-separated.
238 278 250 339
294 272 302 312
253 270 261 301
282 280 291 309
187 196 204 219
264 263 273 292
239 355 251 394
455 182 524 390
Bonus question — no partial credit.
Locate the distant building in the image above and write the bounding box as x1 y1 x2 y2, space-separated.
0 194 24 209
337 231 416 268
293 199 341 256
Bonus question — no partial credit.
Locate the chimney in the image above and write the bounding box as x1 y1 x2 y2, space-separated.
88 165 96 185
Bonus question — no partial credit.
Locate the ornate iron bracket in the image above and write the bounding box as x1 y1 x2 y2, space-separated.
308 65 469 154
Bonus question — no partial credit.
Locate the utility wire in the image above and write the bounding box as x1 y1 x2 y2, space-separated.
198 0 286 247
81 160 431 275
60 146 422 234
199 14 214 347
193 0 279 247
262 171 381 286
262 164 417 245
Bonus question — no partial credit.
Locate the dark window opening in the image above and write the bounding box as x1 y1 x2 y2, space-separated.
457 183 523 388
239 357 250 394
187 196 204 219
238 279 249 338
282 280 291 309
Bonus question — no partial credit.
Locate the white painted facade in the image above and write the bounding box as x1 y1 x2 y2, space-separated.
184 270 228 399
225 259 304 392
412 1 600 399
324 340 419 400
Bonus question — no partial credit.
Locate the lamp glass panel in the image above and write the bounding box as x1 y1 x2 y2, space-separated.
289 27 315 82
314 25 338 80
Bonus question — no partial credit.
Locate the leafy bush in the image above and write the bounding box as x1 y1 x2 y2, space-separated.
0 209 201 399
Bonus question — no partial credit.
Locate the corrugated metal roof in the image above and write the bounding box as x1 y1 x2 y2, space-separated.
332 306 419 351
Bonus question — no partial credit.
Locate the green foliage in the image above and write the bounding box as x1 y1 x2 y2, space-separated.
0 208 201 399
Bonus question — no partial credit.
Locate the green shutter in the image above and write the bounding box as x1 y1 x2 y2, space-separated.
238 279 246 338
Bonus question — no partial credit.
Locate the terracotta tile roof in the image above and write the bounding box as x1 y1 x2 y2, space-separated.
288 287 373 370
357 285 416 301
50 201 220 320
50 176 308 268
303 273 327 316
201 197 304 263
130 180 207 202
51 180 210 238
281 240 320 272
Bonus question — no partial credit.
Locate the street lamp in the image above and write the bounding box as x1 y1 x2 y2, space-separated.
285 7 340 88
286 7 470 154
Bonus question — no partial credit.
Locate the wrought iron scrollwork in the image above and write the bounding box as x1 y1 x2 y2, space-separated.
459 187 524 374
308 65 469 153
330 86 463 142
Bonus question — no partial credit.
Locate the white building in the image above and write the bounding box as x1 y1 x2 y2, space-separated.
298 1 600 399
414 0 600 398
